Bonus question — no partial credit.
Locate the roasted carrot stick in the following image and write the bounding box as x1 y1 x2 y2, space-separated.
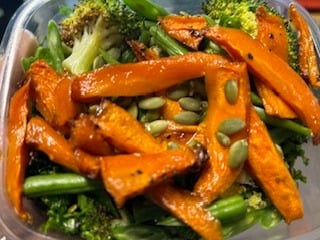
159 15 207 50
194 62 251 204
92 101 167 153
25 117 100 178
71 52 229 101
28 60 62 125
28 60 79 127
204 26 320 144
25 116 78 172
101 149 196 207
6 81 32 222
53 75 80 126
289 3 320 87
69 114 114 156
246 106 304 223
255 6 297 118
147 183 223 240
127 40 160 61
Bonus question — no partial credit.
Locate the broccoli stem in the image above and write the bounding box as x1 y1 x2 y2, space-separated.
149 25 189 56
122 0 169 21
254 106 312 137
23 173 104 197
158 194 247 227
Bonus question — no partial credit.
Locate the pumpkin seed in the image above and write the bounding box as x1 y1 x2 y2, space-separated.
215 132 231 147
228 139 248 168
178 97 202 112
224 79 239 104
127 103 138 119
173 111 201 125
146 120 168 136
167 141 180 150
140 109 161 123
167 86 189 100
93 55 105 69
218 118 245 135
275 144 284 159
138 97 166 110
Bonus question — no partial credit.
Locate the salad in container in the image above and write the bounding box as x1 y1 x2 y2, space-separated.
1 0 320 239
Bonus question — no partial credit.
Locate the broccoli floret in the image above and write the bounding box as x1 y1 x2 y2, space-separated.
202 0 299 71
60 0 143 74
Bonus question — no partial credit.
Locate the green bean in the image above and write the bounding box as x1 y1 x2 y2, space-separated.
254 106 312 136
158 194 247 226
99 48 119 64
47 20 65 73
23 173 104 197
122 0 169 21
149 25 189 56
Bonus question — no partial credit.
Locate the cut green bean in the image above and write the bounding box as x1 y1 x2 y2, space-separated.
149 25 189 56
254 106 312 136
23 173 104 197
122 0 169 21
158 194 247 226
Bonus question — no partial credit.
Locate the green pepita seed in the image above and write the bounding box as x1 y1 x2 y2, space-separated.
146 120 168 136
167 141 180 150
275 144 284 159
138 97 166 110
173 111 201 125
224 79 239 104
215 132 231 147
140 109 161 123
228 139 248 168
127 103 138 119
93 55 105 70
178 97 202 112
218 118 245 135
167 87 189 100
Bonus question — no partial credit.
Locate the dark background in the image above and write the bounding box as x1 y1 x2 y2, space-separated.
0 0 24 41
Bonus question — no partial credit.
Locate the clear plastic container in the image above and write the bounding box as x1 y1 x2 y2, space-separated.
0 0 320 239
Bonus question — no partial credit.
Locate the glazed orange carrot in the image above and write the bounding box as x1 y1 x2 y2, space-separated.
147 183 223 240
101 149 196 207
127 40 160 61
159 15 207 50
53 75 80 126
289 3 320 87
25 117 101 178
25 116 79 172
247 106 304 223
6 81 32 222
71 52 229 101
28 60 62 125
194 62 251 204
93 101 167 153
204 26 320 144
69 114 114 156
255 6 297 118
